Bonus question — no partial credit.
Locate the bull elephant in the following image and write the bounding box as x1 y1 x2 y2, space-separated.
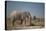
10 11 32 26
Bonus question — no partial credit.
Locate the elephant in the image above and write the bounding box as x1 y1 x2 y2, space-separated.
10 11 32 26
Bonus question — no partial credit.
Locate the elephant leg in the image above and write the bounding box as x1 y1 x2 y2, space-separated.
12 17 16 26
12 20 15 26
25 19 26 26
29 20 31 26
21 19 23 24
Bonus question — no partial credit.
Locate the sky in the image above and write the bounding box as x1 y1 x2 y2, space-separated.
7 1 44 18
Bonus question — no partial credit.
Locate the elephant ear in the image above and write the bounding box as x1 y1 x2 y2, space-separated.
10 11 17 17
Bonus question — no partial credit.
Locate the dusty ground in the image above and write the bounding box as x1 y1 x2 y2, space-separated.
6 19 44 30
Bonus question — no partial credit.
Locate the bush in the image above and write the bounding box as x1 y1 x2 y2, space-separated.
31 23 35 26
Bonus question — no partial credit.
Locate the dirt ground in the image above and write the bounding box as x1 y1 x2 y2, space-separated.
6 19 44 30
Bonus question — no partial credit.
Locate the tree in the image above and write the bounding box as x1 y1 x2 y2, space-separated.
33 16 36 20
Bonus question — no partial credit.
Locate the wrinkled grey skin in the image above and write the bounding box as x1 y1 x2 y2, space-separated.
10 12 32 26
